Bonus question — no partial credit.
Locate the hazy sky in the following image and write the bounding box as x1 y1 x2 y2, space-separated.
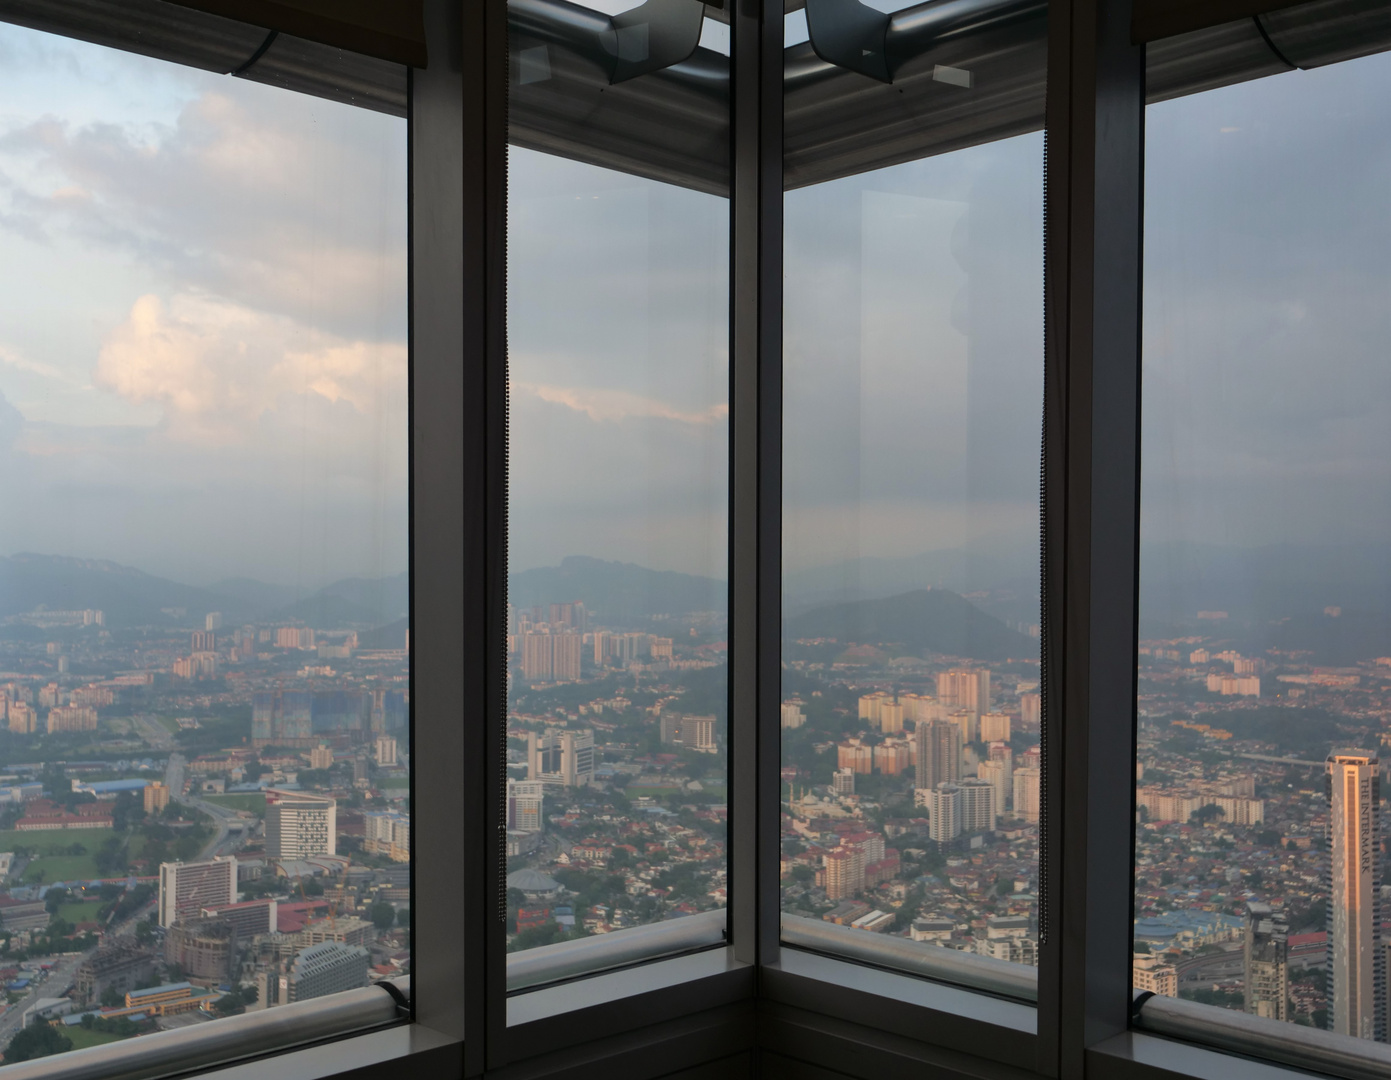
6 12 1389 594
0 22 408 591
1141 50 1391 552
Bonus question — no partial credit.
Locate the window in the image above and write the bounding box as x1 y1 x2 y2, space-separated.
1135 5 1391 1060
0 17 408 1062
504 0 731 991
780 0 1045 989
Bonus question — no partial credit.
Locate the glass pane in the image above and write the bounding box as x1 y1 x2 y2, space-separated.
1136 45 1391 1044
0 23 408 1057
780 1 1046 989
504 1 730 988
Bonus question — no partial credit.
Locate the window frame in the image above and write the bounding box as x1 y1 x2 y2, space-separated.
11 0 1381 1077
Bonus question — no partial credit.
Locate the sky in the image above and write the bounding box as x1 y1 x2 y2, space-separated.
0 22 408 592
5 12 1390 597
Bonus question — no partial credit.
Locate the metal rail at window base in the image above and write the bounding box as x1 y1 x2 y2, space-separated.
509 0 1391 195
779 913 1038 1003
0 979 409 1080
505 908 727 992
1134 991 1391 1080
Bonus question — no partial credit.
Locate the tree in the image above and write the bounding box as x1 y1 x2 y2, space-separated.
44 887 68 915
5 1023 73 1063
370 902 397 930
396 907 412 929
101 985 124 1007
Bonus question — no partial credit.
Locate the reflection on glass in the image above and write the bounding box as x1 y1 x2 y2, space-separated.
1136 49 1391 1043
504 0 730 978
780 131 1043 971
0 21 408 1062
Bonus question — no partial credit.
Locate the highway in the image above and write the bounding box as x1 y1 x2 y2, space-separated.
0 951 86 1047
164 753 246 861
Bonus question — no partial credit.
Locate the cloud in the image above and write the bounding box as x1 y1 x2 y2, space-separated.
94 292 406 442
0 344 84 387
511 379 728 426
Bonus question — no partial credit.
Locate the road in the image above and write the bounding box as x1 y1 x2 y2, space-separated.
0 951 86 1046
133 714 175 752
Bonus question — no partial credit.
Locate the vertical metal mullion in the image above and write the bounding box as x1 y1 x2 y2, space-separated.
729 0 783 969
1044 0 1144 1076
411 0 496 1075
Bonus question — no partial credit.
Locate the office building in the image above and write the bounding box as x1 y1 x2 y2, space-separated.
1244 902 1289 1022
159 856 237 928
282 941 370 1003
527 729 596 787
265 794 337 859
1325 749 1383 1041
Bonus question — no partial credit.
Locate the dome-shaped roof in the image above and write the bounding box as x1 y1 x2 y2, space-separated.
506 868 561 894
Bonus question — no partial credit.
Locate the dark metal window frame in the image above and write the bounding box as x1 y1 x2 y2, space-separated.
7 0 1386 1078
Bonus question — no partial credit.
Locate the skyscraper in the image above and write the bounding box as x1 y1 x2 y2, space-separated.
1325 749 1383 1041
158 857 237 927
1244 901 1288 1022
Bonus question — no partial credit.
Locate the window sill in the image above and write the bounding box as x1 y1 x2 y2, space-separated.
501 945 753 1063
762 945 1039 1072
198 1023 461 1080
1088 1030 1338 1080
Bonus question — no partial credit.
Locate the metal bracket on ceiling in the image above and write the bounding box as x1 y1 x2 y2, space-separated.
805 0 892 83
599 0 707 84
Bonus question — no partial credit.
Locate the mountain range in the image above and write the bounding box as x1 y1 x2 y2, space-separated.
0 554 407 630
783 588 1036 661
508 556 725 624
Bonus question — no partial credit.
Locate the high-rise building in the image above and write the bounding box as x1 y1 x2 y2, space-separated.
205 612 223 631
527 729 595 787
873 738 911 776
521 629 583 682
858 691 890 725
937 668 990 717
7 701 34 735
978 759 1009 818
282 941 369 1003
980 712 1011 743
929 783 961 844
1020 691 1041 728
265 793 337 859
780 701 806 729
958 778 997 834
144 781 170 814
914 720 962 791
832 767 855 796
660 714 717 752
507 779 546 832
159 857 237 927
878 701 905 734
1244 902 1289 1022
362 810 411 862
1013 767 1041 824
309 744 334 770
1325 749 1383 1041
837 739 873 775
191 630 216 652
823 847 865 900
375 734 398 766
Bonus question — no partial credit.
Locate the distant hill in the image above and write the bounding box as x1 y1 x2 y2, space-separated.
268 572 409 630
0 553 224 626
784 588 1036 661
358 618 408 650
509 556 724 624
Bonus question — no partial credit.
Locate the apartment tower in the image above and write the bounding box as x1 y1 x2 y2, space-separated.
1325 749 1383 1041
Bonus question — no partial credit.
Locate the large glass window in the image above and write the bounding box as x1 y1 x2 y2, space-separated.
780 0 1045 984
1135 33 1391 1046
0 22 408 1061
504 0 730 988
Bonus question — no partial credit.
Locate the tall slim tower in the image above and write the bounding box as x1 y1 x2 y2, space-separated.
1325 749 1382 1042
1243 901 1288 1022
914 719 962 791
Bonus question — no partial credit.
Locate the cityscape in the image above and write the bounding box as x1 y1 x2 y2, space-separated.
0 556 409 1062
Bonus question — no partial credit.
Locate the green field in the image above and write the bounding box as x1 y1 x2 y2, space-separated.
0 827 128 883
57 900 107 925
202 793 266 815
63 1027 131 1051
